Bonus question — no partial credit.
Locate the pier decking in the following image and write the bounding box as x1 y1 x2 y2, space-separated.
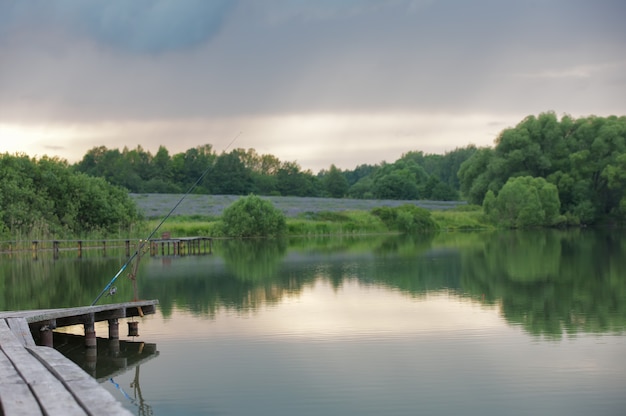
0 300 158 415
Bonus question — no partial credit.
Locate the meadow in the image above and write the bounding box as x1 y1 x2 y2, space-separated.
130 194 489 236
130 194 465 218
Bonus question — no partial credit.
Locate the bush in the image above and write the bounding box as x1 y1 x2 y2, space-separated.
371 204 438 233
484 176 565 228
220 195 286 238
0 153 141 238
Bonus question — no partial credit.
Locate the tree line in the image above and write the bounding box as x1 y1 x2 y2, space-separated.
74 144 475 201
2 112 624 237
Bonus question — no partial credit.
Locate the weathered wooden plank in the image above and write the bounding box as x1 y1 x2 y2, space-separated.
0 349 26 385
6 317 36 347
94 308 126 321
27 346 133 416
29 382 87 416
0 319 25 349
1 346 85 415
27 346 92 382
66 381 133 416
0 383 42 415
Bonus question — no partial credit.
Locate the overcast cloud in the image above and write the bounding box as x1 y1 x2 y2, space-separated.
1 0 625 171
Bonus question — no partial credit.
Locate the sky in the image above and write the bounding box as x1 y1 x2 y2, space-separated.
1 0 625 172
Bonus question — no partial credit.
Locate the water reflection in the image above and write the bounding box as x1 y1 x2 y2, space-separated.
2 231 625 415
52 332 159 381
53 332 158 414
130 289 625 416
137 230 626 338
2 230 625 338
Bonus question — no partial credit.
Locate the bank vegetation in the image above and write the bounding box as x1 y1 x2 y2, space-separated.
1 112 624 240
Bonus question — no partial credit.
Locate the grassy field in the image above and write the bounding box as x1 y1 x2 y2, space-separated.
131 194 490 236
130 193 467 219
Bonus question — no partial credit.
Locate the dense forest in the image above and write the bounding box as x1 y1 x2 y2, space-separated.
73 144 471 201
1 112 625 237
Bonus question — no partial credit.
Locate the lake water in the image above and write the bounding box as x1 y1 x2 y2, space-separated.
2 230 625 415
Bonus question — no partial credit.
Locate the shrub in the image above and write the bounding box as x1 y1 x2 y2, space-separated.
220 195 286 238
484 176 565 228
371 204 438 233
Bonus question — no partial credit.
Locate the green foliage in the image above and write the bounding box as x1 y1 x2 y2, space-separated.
458 147 498 205
485 176 564 228
459 113 626 225
431 208 493 230
321 164 349 198
372 169 420 200
0 153 141 238
220 195 287 238
287 211 387 235
371 204 438 233
275 161 321 197
74 143 473 202
210 149 255 195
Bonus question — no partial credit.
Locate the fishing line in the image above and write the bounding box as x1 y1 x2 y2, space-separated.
91 132 242 305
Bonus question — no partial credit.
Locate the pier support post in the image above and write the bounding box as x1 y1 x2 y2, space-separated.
83 314 97 349
108 318 119 339
53 241 60 260
32 240 38 260
84 316 98 375
107 318 122 358
39 320 55 347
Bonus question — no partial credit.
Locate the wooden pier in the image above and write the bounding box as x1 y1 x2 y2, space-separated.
149 235 213 257
0 236 213 259
0 300 158 415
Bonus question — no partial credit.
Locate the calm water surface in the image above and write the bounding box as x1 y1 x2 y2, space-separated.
2 230 625 415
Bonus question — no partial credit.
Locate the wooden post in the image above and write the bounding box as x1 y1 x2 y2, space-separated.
125 240 131 257
78 240 83 258
32 240 39 260
83 313 96 349
102 240 107 256
108 318 119 339
39 320 55 347
53 240 60 260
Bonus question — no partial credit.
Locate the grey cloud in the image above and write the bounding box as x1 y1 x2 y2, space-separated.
0 0 625 123
0 0 237 53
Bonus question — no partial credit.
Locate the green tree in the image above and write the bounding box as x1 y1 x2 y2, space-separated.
486 176 563 228
322 164 349 198
220 195 287 237
211 150 255 195
276 162 320 197
458 147 497 205
172 144 216 193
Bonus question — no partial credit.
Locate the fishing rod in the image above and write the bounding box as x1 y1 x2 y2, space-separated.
91 133 242 306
